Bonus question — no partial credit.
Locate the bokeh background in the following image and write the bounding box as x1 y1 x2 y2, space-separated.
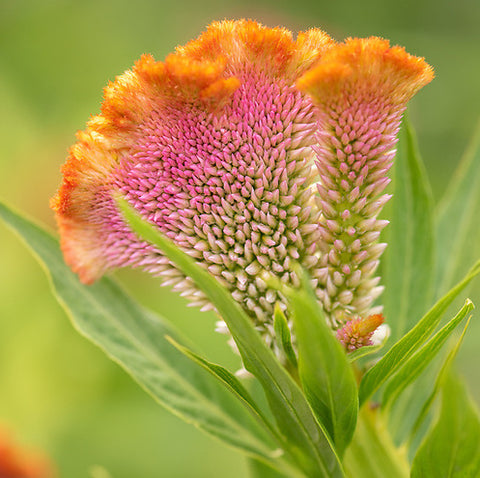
1 1 479 476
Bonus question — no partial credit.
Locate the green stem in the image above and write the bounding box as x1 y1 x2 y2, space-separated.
343 405 410 478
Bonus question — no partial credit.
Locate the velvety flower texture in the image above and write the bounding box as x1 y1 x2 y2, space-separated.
51 20 433 346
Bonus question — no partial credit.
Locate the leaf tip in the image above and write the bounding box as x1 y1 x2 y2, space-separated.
465 298 475 310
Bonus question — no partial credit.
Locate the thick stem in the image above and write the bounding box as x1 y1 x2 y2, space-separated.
343 405 409 478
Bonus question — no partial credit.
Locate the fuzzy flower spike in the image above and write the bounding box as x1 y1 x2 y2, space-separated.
297 38 433 326
52 21 433 348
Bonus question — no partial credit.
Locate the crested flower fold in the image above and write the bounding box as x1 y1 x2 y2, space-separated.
51 20 433 350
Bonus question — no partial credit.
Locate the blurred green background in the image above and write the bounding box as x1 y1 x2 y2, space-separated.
1 1 479 476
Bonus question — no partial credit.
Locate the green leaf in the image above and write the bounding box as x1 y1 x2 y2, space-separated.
406 317 472 448
167 337 305 478
436 119 480 296
411 371 480 478
283 272 358 457
381 117 435 343
347 345 383 363
0 201 279 463
359 260 480 406
384 307 474 450
273 303 298 369
382 299 474 409
118 198 344 478
165 336 283 444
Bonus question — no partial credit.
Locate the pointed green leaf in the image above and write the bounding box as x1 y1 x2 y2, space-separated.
382 300 474 409
167 336 306 478
0 201 278 462
436 119 480 296
407 317 472 448
347 345 383 363
383 119 480 452
118 198 344 478
283 272 358 456
411 371 480 478
165 336 284 445
273 304 298 369
359 260 480 406
381 118 435 343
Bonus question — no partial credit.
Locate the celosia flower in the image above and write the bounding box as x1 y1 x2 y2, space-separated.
51 20 433 347
297 39 433 325
0 428 56 478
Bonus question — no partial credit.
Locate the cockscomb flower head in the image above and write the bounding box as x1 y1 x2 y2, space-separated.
51 20 433 350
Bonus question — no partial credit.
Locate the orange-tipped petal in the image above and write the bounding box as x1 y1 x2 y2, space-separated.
297 37 434 104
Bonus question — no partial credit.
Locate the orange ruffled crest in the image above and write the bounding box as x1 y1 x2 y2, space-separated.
295 29 337 69
96 54 240 137
65 21 334 141
51 131 120 283
176 20 334 76
297 37 434 104
51 20 335 284
92 21 334 138
97 20 328 137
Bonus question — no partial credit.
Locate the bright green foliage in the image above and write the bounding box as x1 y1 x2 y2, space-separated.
250 458 291 478
359 260 480 406
381 119 435 343
382 300 474 409
343 408 410 478
347 345 383 363
282 273 358 457
411 371 480 477
436 120 480 296
407 319 471 447
0 202 279 465
165 336 283 448
377 118 480 451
